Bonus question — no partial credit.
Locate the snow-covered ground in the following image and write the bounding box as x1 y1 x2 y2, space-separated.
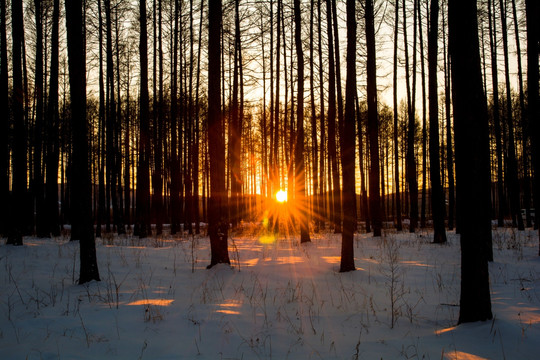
1 226 539 359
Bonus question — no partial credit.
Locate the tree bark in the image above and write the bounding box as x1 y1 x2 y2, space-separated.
419 0 428 229
340 0 356 271
46 0 61 237
207 0 230 268
448 0 492 324
488 0 506 228
512 0 532 228
365 0 382 237
428 0 446 243
0 0 8 237
403 0 418 233
33 0 47 238
7 0 26 246
137 0 151 239
499 0 524 230
293 0 310 244
65 0 101 283
442 4 455 231
525 0 540 244
393 0 402 231
326 0 341 233
309 0 319 232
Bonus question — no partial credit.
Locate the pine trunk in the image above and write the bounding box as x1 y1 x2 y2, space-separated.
365 0 382 237
65 0 100 283
340 0 356 271
448 0 493 324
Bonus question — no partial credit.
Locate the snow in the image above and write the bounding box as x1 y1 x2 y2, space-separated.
1 226 539 359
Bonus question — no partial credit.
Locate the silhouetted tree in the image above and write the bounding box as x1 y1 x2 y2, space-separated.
0 0 9 237
45 0 61 237
326 0 341 233
207 0 230 268
499 0 524 230
428 0 446 243
365 0 382 237
65 0 100 283
488 0 505 228
293 0 310 244
392 0 402 231
136 0 151 239
7 0 26 246
448 0 492 324
340 0 356 272
525 0 540 244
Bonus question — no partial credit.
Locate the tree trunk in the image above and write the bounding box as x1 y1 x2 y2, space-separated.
365 0 382 237
428 0 447 243
525 0 540 244
194 0 205 235
499 0 524 230
7 0 26 246
442 4 454 231
154 0 164 235
326 0 341 233
318 0 326 228
46 0 61 237
512 0 532 228
340 0 356 272
393 0 402 231
309 0 319 232
207 0 230 268
137 0 151 239
230 0 242 229
488 0 505 228
33 0 47 238
170 0 180 235
403 0 418 233
104 0 117 233
65 0 100 283
419 0 428 229
448 0 492 324
293 0 310 244
356 94 370 233
96 0 106 238
0 0 7 238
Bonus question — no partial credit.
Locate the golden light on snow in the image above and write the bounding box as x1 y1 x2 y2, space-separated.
434 325 457 335
215 299 242 315
443 351 488 360
276 189 287 203
126 299 174 306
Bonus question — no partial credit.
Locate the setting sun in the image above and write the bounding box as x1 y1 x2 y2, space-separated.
276 190 288 203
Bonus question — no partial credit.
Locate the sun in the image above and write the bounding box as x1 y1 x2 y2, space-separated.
276 189 288 203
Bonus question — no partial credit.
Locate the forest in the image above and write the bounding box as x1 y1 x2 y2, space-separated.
1 0 539 332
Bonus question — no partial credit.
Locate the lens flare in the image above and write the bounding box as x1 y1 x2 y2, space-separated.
276 189 287 203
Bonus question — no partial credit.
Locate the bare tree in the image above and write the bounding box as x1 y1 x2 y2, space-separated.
136 0 151 239
45 0 61 237
65 0 101 283
340 0 356 272
293 0 310 244
488 0 505 228
428 0 446 243
7 0 26 246
499 0 524 230
365 0 382 237
525 0 540 245
448 0 492 324
326 0 341 233
392 0 402 231
0 0 9 238
207 0 230 268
